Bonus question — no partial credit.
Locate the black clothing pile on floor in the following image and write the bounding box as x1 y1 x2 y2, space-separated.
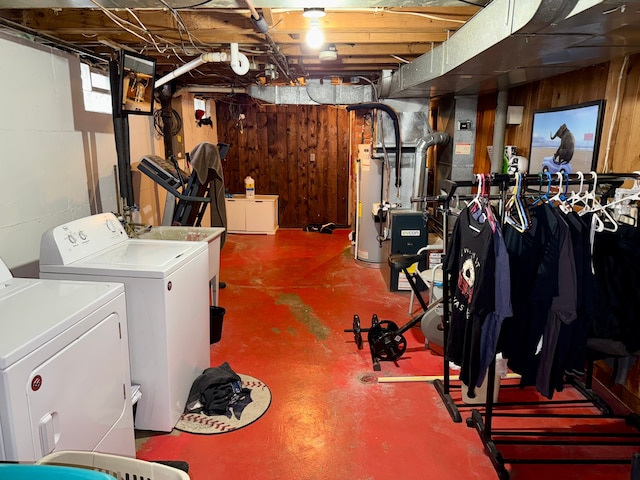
185 362 253 419
303 222 336 234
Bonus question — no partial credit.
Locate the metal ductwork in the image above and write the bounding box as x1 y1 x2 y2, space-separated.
386 0 640 99
412 132 450 205
248 80 374 105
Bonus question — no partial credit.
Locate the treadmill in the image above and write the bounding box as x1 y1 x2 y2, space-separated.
138 143 229 226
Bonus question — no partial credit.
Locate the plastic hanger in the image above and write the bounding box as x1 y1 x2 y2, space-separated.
582 171 618 232
556 172 573 214
467 174 497 232
579 172 602 229
532 172 552 206
483 174 497 232
549 172 565 205
579 171 599 214
465 174 485 233
608 172 640 226
468 174 484 212
504 173 530 233
589 174 640 231
569 171 588 209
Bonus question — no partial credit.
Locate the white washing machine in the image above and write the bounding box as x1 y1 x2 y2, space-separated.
39 212 210 432
0 258 134 462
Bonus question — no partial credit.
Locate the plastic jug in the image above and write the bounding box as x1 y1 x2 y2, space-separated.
244 176 255 198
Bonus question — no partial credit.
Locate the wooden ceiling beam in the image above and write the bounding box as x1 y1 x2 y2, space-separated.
0 7 472 33
46 31 448 47
0 5 480 87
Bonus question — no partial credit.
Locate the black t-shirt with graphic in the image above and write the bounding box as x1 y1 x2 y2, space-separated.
445 205 495 393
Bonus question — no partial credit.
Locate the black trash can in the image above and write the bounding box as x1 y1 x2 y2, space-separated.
210 306 225 344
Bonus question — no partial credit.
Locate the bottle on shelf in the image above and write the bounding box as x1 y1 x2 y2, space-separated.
244 175 255 198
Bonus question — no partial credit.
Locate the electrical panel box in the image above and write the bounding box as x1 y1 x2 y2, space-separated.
381 210 428 291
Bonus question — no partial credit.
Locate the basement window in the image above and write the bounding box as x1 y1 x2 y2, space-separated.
80 63 112 114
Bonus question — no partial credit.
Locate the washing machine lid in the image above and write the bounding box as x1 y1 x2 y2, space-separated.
40 239 206 279
0 278 124 369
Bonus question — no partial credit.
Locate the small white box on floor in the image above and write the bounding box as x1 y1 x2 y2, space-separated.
461 371 500 405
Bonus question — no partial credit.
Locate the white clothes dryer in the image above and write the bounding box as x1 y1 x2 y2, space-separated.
0 258 134 462
39 213 209 432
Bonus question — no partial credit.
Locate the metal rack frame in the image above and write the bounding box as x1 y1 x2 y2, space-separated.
427 172 640 480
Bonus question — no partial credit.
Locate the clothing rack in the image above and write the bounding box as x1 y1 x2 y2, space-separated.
429 172 640 480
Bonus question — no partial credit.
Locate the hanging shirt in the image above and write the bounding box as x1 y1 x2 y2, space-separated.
501 204 562 385
477 224 512 387
535 209 577 398
592 223 640 353
445 204 495 396
551 211 594 391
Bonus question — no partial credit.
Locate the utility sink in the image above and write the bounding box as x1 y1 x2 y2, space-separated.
135 226 225 305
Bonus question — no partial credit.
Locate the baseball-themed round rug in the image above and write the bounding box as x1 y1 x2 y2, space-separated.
175 374 271 435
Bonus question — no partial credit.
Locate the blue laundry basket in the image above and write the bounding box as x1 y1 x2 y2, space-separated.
37 450 191 480
0 464 113 479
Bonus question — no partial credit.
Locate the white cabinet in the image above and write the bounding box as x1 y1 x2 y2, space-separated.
225 195 279 235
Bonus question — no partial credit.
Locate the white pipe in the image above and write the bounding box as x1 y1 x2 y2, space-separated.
230 43 250 76
155 47 249 89
156 52 226 88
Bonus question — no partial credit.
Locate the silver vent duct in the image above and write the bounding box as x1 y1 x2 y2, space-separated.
386 0 640 99
412 132 450 208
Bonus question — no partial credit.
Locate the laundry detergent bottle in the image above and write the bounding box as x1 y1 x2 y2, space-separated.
244 175 255 198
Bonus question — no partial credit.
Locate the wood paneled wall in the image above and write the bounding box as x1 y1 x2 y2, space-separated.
503 63 610 166
473 54 640 175
216 97 350 229
473 94 498 175
600 55 640 173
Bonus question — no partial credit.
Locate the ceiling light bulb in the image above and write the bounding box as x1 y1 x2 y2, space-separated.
306 25 325 49
303 8 326 19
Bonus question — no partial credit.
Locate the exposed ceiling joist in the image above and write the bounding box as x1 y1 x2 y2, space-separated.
0 3 482 91
1 0 639 102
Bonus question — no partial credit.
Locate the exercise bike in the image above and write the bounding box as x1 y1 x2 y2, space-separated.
344 249 444 371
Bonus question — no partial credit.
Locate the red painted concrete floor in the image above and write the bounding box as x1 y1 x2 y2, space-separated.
136 229 640 480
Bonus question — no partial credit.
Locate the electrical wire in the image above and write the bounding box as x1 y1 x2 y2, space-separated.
355 76 379 102
158 0 207 54
90 0 177 53
92 0 218 59
126 8 168 54
390 54 410 64
153 108 183 137
91 2 153 44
